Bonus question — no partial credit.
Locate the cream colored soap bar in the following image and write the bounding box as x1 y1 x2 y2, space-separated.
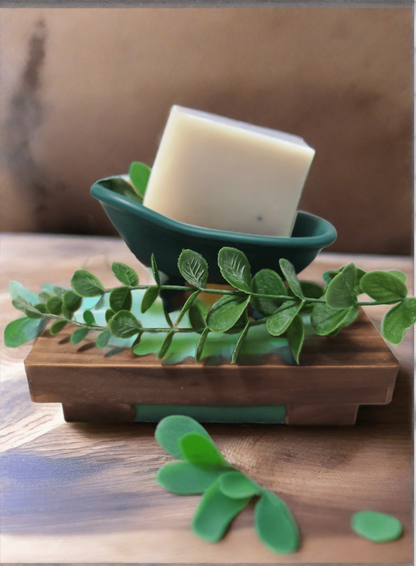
143 106 315 237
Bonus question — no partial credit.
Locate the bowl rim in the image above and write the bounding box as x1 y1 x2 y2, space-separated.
91 179 337 249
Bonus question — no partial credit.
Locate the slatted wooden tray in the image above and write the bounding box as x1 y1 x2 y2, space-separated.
23 310 399 426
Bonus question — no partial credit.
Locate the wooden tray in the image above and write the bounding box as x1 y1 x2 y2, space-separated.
24 310 399 426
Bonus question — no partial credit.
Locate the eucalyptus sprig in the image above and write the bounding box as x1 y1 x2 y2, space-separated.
4 247 415 364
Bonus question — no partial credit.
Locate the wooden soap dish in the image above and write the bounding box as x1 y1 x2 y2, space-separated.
24 310 398 426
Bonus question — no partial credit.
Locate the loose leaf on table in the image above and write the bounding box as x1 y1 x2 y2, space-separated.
151 253 161 287
108 310 142 338
155 415 212 460
63 290 82 312
128 161 151 197
231 320 250 364
71 270 105 297
286 314 304 364
157 330 174 359
351 510 403 543
157 461 228 495
96 329 111 349
46 296 63 315
279 258 303 299
189 303 207 333
325 263 357 309
179 433 229 467
195 326 210 362
109 287 133 313
24 305 45 319
255 491 300 554
176 290 199 326
70 327 90 345
360 271 408 303
219 471 261 499
83 310 96 325
141 286 159 313
192 478 252 543
206 295 250 333
178 250 208 289
111 262 139 287
381 298 416 345
50 320 67 335
250 269 287 316
218 247 251 293
311 303 353 336
4 317 47 347
266 300 303 336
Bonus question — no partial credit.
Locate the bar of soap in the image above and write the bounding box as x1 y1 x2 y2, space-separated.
143 106 315 237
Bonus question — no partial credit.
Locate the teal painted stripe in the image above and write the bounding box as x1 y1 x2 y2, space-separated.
134 404 286 424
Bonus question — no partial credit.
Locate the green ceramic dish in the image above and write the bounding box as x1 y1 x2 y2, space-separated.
91 176 337 285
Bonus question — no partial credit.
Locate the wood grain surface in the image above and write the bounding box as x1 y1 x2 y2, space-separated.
0 234 413 564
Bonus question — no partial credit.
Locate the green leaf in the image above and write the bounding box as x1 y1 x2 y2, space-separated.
111 262 139 287
108 310 142 338
178 250 209 289
62 306 73 320
157 461 228 495
387 270 407 284
24 305 45 319
189 303 207 333
83 310 96 325
71 270 105 297
100 175 143 204
279 258 303 299
192 478 251 543
206 295 250 333
381 298 416 345
325 263 357 309
96 329 111 349
151 254 161 287
4 317 47 347
155 415 212 459
46 296 63 315
70 327 90 344
141 286 159 313
351 510 403 543
286 315 304 364
255 491 300 554
266 300 303 336
311 303 352 336
195 327 210 362
131 332 142 353
157 330 175 359
105 309 115 323
179 433 229 467
360 271 408 303
218 247 251 292
34 303 48 314
339 304 359 328
109 287 133 312
163 305 174 328
176 291 199 326
322 270 339 285
12 298 29 311
52 286 67 297
250 269 287 316
231 321 250 364
38 290 53 304
50 320 67 335
128 161 151 197
63 290 82 312
219 471 261 499
9 281 39 305
299 281 324 300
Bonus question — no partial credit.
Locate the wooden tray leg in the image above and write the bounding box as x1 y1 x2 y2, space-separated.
285 404 359 426
62 403 136 422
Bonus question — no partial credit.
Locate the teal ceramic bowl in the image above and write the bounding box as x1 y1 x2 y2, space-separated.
91 176 337 285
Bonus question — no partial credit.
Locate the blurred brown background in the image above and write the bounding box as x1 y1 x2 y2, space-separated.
0 7 413 254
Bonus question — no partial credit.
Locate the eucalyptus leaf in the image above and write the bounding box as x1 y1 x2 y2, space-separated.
111 262 139 287
218 248 251 292
381 298 416 345
163 305 174 328
4 317 47 347
266 300 303 336
157 330 174 359
286 314 304 364
192 478 251 542
52 286 67 297
62 305 73 320
63 290 82 312
179 432 229 467
24 305 45 319
189 303 207 333
176 291 199 326
71 270 105 297
128 161 151 197
96 329 111 349
38 291 53 304
70 327 90 345
155 415 212 459
141 286 159 313
105 309 115 323
156 461 229 495
322 270 339 285
50 320 67 335
12 298 29 311
9 281 39 305
218 471 261 499
206 295 250 333
151 254 161 287
83 310 96 325
34 303 48 314
255 491 300 554
387 270 407 284
250 269 287 316
195 326 209 362
109 287 133 312
46 296 63 315
100 176 143 203
311 303 352 335
325 263 357 309
108 310 142 338
279 258 303 299
131 332 142 352
178 250 209 289
360 271 408 303
231 321 250 364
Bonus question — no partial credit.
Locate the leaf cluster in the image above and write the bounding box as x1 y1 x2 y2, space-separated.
155 415 299 554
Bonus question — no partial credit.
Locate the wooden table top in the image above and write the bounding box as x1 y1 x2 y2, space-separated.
0 233 413 564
